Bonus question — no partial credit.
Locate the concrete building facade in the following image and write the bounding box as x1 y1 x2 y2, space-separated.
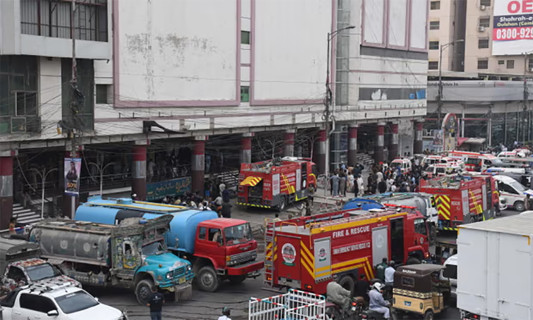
0 0 428 228
426 0 533 148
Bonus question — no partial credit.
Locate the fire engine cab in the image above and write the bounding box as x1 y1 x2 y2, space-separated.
264 207 430 295
420 175 497 231
237 157 317 211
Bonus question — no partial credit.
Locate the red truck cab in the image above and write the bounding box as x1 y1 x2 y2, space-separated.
194 218 263 291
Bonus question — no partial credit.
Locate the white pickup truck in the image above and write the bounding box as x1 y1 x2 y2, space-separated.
0 282 127 320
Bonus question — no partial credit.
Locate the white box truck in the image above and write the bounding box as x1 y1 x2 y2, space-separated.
457 213 533 320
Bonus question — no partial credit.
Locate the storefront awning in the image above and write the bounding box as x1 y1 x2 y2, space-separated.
240 176 262 187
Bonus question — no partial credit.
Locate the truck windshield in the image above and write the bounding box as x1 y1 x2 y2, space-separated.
224 223 252 245
26 263 62 281
414 218 427 236
508 179 526 192
55 290 99 314
142 241 165 256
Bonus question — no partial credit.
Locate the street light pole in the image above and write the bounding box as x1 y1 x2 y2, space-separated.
437 39 464 125
89 161 116 195
30 167 58 219
324 25 354 196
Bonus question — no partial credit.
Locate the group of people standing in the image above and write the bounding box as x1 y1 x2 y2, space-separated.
329 160 425 198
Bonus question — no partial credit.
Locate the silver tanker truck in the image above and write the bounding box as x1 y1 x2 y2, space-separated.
28 215 194 304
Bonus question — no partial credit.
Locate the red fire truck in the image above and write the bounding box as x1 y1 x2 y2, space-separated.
419 175 497 231
264 207 430 295
237 157 317 211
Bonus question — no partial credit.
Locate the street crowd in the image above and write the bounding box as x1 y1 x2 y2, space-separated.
328 160 425 198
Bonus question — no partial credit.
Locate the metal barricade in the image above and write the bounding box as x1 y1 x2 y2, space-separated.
249 289 326 320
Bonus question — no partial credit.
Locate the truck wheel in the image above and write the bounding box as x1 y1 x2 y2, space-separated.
423 310 434 320
514 201 525 211
276 197 286 212
429 224 437 245
197 266 220 292
228 275 246 284
135 279 154 305
338 275 355 295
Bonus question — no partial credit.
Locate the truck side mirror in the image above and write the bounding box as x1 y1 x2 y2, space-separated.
47 310 59 317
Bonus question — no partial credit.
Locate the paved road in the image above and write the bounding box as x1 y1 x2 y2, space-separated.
92 202 520 320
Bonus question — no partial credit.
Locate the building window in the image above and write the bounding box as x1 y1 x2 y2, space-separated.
528 58 533 71
429 21 440 30
240 86 250 102
478 59 489 69
498 60 505 65
507 60 515 69
241 31 250 45
430 1 440 10
20 0 108 42
0 56 40 134
479 17 490 28
428 61 439 70
429 41 440 50
480 0 491 6
478 39 489 49
95 85 111 104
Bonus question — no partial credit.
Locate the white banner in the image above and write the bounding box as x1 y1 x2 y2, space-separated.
493 0 533 55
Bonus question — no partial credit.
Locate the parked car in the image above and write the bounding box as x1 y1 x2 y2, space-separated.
0 282 127 320
440 254 458 299
494 175 533 211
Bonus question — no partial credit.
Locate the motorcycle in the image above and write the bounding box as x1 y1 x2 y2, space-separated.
325 296 365 320
360 308 387 320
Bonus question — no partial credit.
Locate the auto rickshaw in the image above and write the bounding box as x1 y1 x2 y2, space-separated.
391 264 451 320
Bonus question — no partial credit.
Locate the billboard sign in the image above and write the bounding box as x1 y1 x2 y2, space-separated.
493 0 533 55
64 158 82 196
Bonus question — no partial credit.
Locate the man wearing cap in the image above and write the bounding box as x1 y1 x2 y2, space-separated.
218 307 231 320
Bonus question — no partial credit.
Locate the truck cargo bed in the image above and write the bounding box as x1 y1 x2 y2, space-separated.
457 213 533 320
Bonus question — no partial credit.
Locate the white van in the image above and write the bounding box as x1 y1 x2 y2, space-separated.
390 158 412 174
494 175 533 211
440 254 457 299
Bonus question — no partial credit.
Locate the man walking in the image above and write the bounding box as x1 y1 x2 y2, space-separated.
147 286 165 320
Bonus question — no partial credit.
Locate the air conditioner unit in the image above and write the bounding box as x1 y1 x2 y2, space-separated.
11 117 26 133
478 26 486 32
480 4 486 10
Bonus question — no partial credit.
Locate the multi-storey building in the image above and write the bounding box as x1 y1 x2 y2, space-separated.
0 0 428 228
426 0 533 149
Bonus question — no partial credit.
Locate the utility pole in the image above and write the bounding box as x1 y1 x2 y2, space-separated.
437 40 464 126
66 0 81 218
323 25 354 196
524 53 530 145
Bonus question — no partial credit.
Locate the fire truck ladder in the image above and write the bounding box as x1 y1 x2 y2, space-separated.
263 218 276 288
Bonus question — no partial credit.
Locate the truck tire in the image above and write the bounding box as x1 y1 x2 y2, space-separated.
514 201 525 211
197 266 220 292
276 197 286 212
338 275 355 295
228 275 246 284
135 279 155 305
423 309 434 320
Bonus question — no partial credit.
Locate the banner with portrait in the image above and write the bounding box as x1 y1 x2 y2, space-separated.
64 158 82 195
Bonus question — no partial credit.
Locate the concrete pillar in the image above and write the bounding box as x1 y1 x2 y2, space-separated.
191 137 206 195
132 144 147 201
314 130 327 174
0 151 14 229
348 125 358 166
414 120 424 155
389 122 399 161
241 133 253 164
284 130 295 157
374 122 385 163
